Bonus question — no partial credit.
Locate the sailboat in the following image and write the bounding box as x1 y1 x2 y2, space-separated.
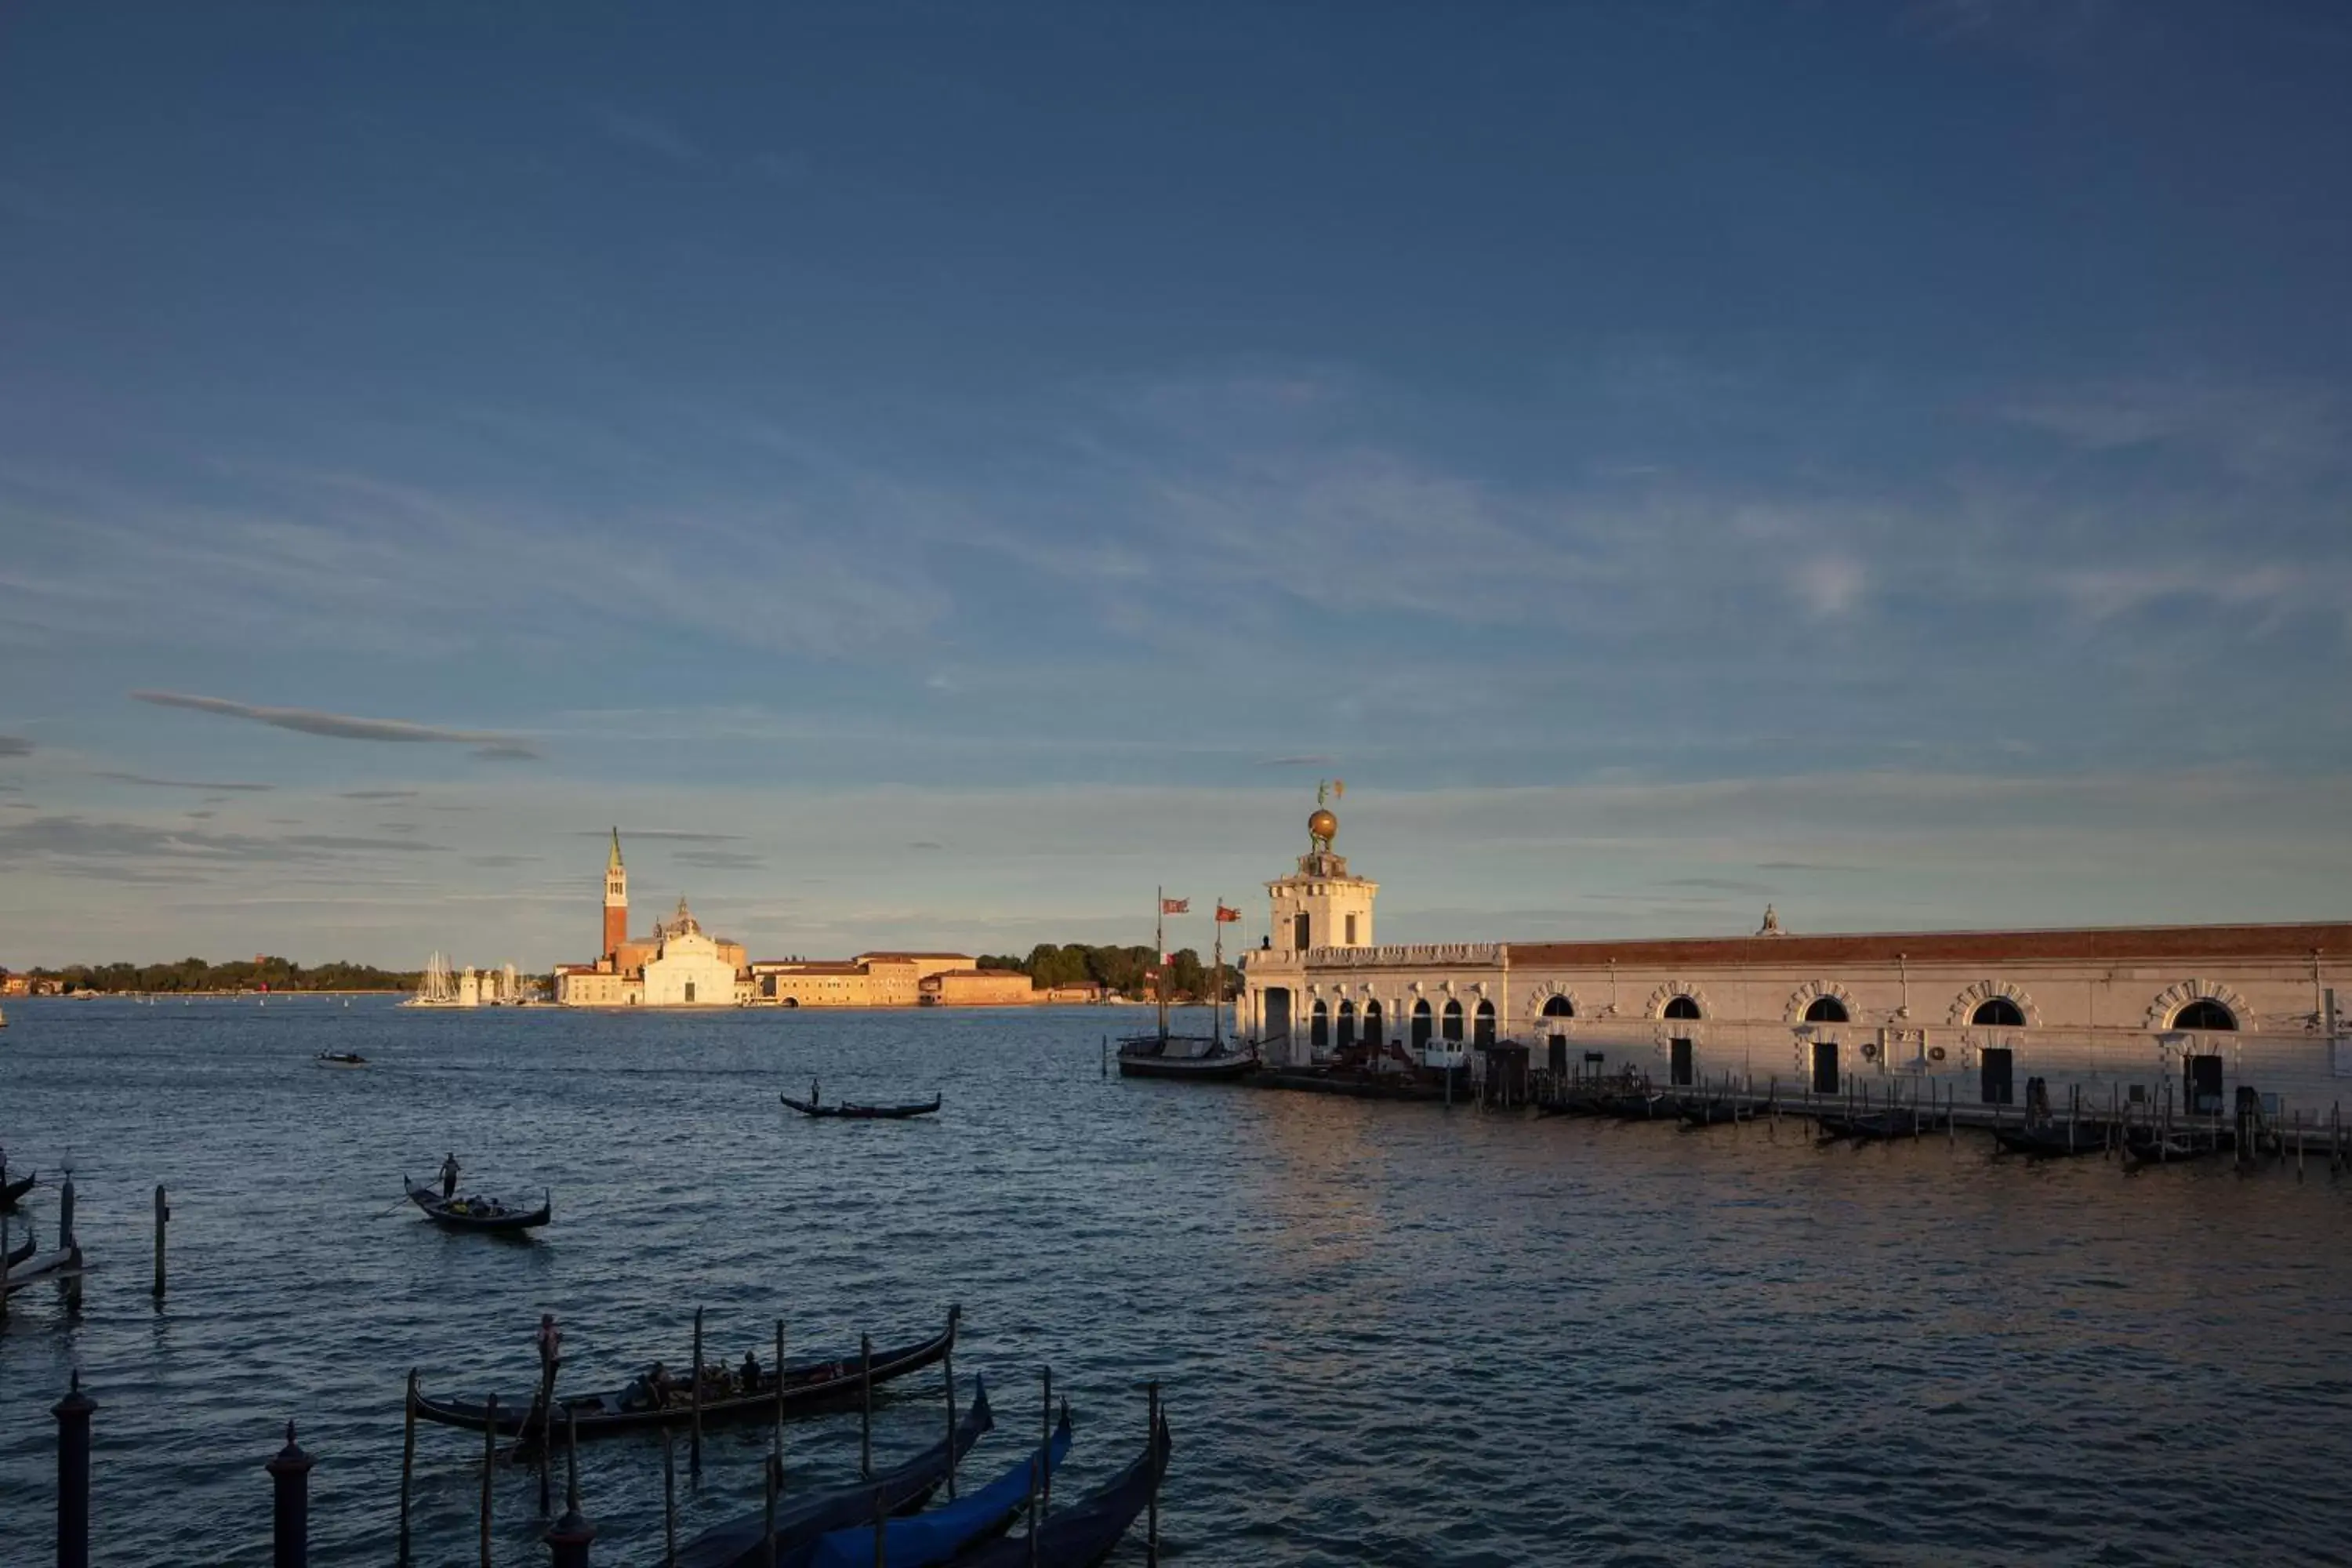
1116 890 1258 1081
401 951 463 1008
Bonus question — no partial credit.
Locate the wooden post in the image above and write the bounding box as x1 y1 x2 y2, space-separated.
860 1333 873 1479
763 1450 778 1568
662 1425 677 1566
1145 1380 1160 1568
481 1395 498 1568
1040 1366 1053 1515
54 1373 96 1568
942 1323 957 1501
152 1185 169 1301
59 1171 80 1312
691 1307 705 1479
775 1318 787 1480
871 1484 887 1568
267 1421 314 1568
543 1408 596 1567
399 1370 419 1566
1101 1035 1108 1079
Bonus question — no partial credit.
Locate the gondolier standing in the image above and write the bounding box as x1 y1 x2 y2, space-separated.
440 1152 461 1202
537 1312 563 1374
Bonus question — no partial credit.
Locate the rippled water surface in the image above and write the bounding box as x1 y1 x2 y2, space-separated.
2 997 2350 1566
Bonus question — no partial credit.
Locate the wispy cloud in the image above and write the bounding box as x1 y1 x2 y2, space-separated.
340 789 419 800
131 691 539 759
595 108 698 162
578 828 742 843
96 770 275 791
0 735 31 757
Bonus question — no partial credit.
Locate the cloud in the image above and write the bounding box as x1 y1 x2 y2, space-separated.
1259 755 1334 768
340 789 419 800
909 840 944 851
96 770 275 791
470 743 540 762
130 691 539 757
2000 379 2344 481
0 734 31 757
596 108 698 162
580 828 742 843
1791 556 1866 618
673 848 765 871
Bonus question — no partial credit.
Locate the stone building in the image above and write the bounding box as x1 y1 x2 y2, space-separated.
1239 801 2352 1112
554 831 750 1007
921 968 1037 1006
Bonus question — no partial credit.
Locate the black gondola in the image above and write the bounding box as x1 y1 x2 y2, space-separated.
781 1093 942 1120
403 1178 551 1232
2122 1124 2236 1168
5 1229 34 1270
1602 1091 1673 1121
416 1312 960 1439
677 1377 994 1568
946 1409 1171 1568
316 1051 368 1067
1991 1120 2112 1158
1679 1098 1753 1129
2 1170 34 1210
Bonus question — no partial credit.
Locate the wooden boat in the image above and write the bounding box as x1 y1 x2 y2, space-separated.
315 1051 368 1067
808 1406 1071 1568
1679 1098 1753 1128
1602 1091 1673 1121
2122 1125 2236 1168
677 1377 994 1568
1991 1120 2111 1158
416 1312 960 1439
5 1230 37 1270
2 1170 35 1210
403 1178 551 1232
1116 1034 1258 1081
781 1093 943 1120
946 1410 1171 1568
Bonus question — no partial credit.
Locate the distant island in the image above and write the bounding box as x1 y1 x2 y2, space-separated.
974 942 1242 1005
1 956 420 996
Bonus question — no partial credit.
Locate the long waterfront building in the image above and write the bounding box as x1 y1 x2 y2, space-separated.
1238 804 2352 1114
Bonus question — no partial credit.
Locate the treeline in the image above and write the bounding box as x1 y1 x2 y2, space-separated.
9 956 421 993
975 943 1243 1002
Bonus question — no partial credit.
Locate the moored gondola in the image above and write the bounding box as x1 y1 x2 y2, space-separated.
403 1178 551 1232
1679 1098 1753 1128
2 1169 35 1210
5 1229 36 1270
2122 1124 2236 1168
315 1051 368 1067
416 1310 960 1439
781 1093 942 1120
677 1376 994 1568
807 1403 1071 1568
946 1407 1171 1568
1991 1120 2112 1158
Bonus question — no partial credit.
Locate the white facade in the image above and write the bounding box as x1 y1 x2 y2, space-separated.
641 920 743 1007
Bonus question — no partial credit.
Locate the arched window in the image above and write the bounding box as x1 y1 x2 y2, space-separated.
1541 994 1573 1018
1411 999 1432 1047
1664 995 1701 1021
1972 997 2026 1028
1311 1000 1329 1047
1442 998 1464 1042
1362 1000 1384 1047
1337 999 1356 1049
2172 998 2237 1032
1474 999 1496 1047
1804 996 1849 1024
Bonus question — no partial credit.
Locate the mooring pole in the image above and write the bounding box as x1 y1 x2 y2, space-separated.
152 1185 169 1301
1040 1366 1053 1515
399 1370 419 1566
59 1171 80 1313
480 1394 498 1568
1145 1379 1161 1568
942 1316 958 1501
267 1421 314 1568
775 1317 787 1479
764 1450 779 1568
860 1333 874 1479
691 1307 705 1479
1101 1035 1108 1080
55 1373 96 1568
543 1408 595 1567
662 1425 677 1566
871 1484 887 1568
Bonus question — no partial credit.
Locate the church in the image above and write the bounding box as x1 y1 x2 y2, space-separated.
553 831 750 1007
1237 796 2352 1114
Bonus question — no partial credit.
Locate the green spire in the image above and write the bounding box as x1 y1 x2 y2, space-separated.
608 827 623 870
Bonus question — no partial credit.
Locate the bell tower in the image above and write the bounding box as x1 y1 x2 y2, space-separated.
1266 783 1377 956
603 827 629 957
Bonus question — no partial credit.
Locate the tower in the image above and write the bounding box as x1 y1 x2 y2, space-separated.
1265 784 1377 956
603 827 629 957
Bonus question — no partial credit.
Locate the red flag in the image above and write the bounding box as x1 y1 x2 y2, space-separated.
1215 904 1241 923
1161 898 1189 914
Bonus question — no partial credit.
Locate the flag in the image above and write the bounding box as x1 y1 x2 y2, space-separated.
1215 904 1241 923
1161 897 1189 914
1332 779 1345 799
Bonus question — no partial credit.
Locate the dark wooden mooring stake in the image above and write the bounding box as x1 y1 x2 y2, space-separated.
480 1393 499 1568
1145 1379 1161 1568
1039 1366 1052 1515
543 1407 595 1567
59 1171 82 1313
267 1419 314 1568
870 1483 887 1568
153 1185 170 1301
691 1306 705 1479
942 1310 958 1500
860 1332 874 1479
398 1369 419 1566
763 1449 779 1568
55 1372 96 1568
662 1425 677 1566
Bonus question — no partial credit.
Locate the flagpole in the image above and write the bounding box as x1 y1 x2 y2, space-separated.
1156 885 1167 1043
1212 904 1224 1048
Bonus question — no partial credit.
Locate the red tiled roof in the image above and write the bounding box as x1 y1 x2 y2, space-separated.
1506 922 2352 968
855 951 974 961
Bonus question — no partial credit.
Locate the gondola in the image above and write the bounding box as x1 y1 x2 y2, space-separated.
316 1051 368 1067
1991 1120 2112 1158
416 1312 960 1439
781 1093 942 1120
1602 1091 1673 1121
5 1230 37 1270
2122 1125 2236 1168
1678 1098 1753 1129
946 1410 1171 1568
2 1170 35 1210
403 1178 551 1232
1116 1034 1258 1081
808 1404 1071 1568
677 1377 994 1568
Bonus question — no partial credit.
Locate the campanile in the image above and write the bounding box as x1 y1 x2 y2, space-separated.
603 828 629 956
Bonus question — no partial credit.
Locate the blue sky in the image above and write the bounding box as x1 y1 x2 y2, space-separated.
3 2 2349 967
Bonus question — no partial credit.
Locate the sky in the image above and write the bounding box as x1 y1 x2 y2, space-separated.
2 1 2350 968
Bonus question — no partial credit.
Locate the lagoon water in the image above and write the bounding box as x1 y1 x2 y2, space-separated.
2 996 2350 1566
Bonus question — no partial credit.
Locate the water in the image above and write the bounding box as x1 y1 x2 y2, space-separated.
3 996 2350 1566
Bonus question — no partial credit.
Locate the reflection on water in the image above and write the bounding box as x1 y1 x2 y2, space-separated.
2 997 2349 1564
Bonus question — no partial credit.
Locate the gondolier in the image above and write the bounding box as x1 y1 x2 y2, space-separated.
536 1312 563 1374
440 1151 461 1201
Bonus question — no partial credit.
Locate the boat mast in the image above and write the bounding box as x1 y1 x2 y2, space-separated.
1211 906 1224 1047
1156 885 1168 1041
